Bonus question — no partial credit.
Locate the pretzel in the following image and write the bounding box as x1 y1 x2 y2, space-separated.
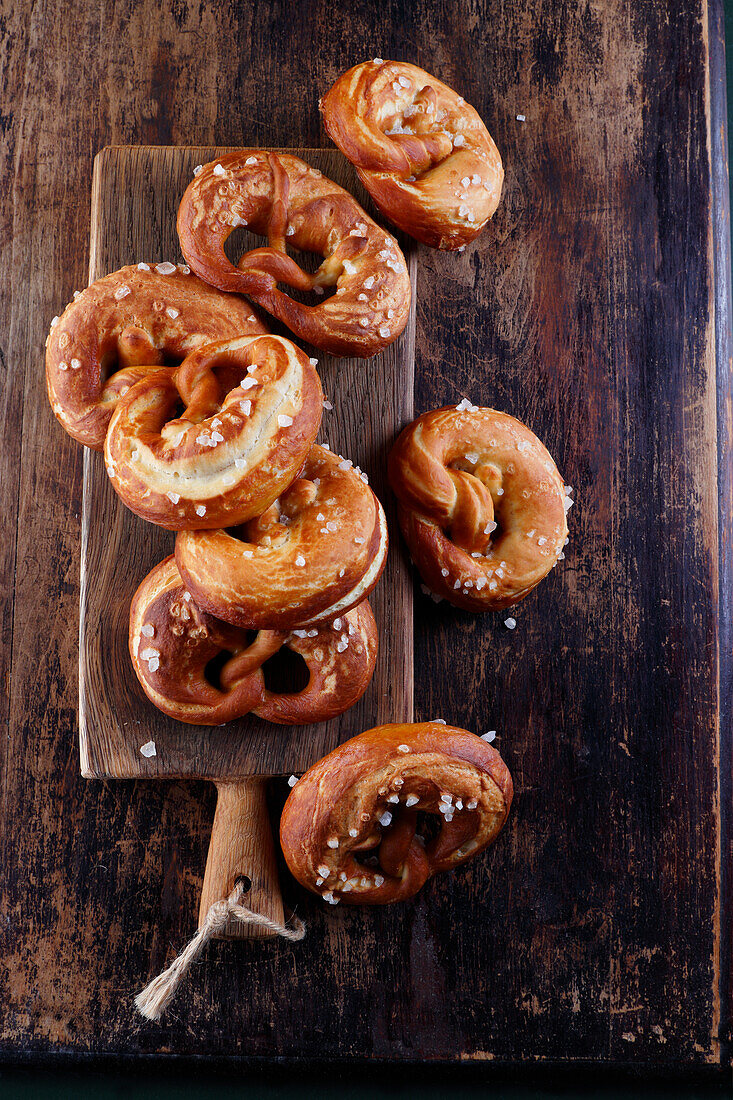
280 721 512 905
320 60 504 250
103 333 322 530
174 443 388 628
177 151 411 357
129 557 378 725
45 264 266 450
388 405 570 610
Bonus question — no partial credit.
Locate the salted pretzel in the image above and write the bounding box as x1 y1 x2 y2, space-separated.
320 60 504 250
175 444 388 629
280 722 512 905
130 557 378 725
45 264 266 450
104 333 322 530
177 151 411 357
388 405 570 610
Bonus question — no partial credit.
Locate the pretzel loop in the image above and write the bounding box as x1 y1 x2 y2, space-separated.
280 722 513 905
104 333 323 530
177 151 412 357
320 61 504 250
388 406 570 610
129 558 378 726
45 265 267 450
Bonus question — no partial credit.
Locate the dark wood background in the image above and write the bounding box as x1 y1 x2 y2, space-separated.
0 0 730 1074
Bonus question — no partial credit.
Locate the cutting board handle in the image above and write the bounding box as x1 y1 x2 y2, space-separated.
199 778 284 939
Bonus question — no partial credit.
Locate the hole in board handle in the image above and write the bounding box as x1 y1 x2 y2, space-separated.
235 875 252 894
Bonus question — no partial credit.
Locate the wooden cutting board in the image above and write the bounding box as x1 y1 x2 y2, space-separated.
80 145 415 781
79 145 416 933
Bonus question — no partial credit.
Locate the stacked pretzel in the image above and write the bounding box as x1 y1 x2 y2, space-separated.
47 59 575 909
46 257 390 729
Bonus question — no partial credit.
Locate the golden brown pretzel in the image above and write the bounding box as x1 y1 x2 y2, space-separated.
175 444 388 629
45 264 266 450
129 557 378 725
103 333 322 530
388 405 570 610
280 722 512 905
177 151 411 357
320 60 503 250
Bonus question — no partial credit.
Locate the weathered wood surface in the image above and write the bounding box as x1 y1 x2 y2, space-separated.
0 0 729 1072
81 145 415 780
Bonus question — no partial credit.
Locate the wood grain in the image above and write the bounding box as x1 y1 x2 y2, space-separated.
199 780 284 938
80 145 415 779
0 0 729 1073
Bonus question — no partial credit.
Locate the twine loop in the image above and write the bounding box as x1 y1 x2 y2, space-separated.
134 881 306 1021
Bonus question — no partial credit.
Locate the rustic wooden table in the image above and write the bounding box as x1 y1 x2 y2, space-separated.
1 0 730 1078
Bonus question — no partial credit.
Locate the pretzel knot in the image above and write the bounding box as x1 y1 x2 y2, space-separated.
388 406 570 611
175 444 388 629
45 264 266 450
320 60 504 250
177 151 412 357
103 333 323 530
129 557 378 725
280 722 513 905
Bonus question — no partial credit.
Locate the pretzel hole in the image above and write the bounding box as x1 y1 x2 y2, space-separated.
261 647 310 695
225 225 337 307
203 642 255 691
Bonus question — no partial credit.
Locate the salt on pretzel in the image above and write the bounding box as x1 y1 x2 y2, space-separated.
175 443 388 629
388 405 570 610
129 557 378 725
280 721 512 905
45 263 266 450
320 60 503 250
177 151 411 357
103 333 322 530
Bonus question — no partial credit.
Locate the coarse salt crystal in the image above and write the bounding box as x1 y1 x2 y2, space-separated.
378 325 390 338
245 156 258 165
405 795 419 808
363 275 375 289
288 775 298 787
504 617 516 629
137 261 151 271
114 285 131 300
147 658 160 672
482 730 496 742
323 400 333 410
140 741 157 758
195 505 206 517
166 491 180 504
453 133 465 146
240 400 252 415
166 307 180 319
516 113 526 122
379 811 392 827
397 744 410 754
213 163 225 176
70 358 81 370
278 414 293 427
295 555 306 567
155 262 176 275
327 837 339 849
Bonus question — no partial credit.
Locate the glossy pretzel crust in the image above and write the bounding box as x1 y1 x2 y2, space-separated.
388 406 569 610
45 264 266 450
321 60 503 250
175 444 388 629
177 150 411 357
280 722 513 905
104 333 323 530
129 557 378 726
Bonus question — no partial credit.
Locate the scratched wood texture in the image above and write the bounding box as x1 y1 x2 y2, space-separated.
80 145 415 780
0 0 730 1073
